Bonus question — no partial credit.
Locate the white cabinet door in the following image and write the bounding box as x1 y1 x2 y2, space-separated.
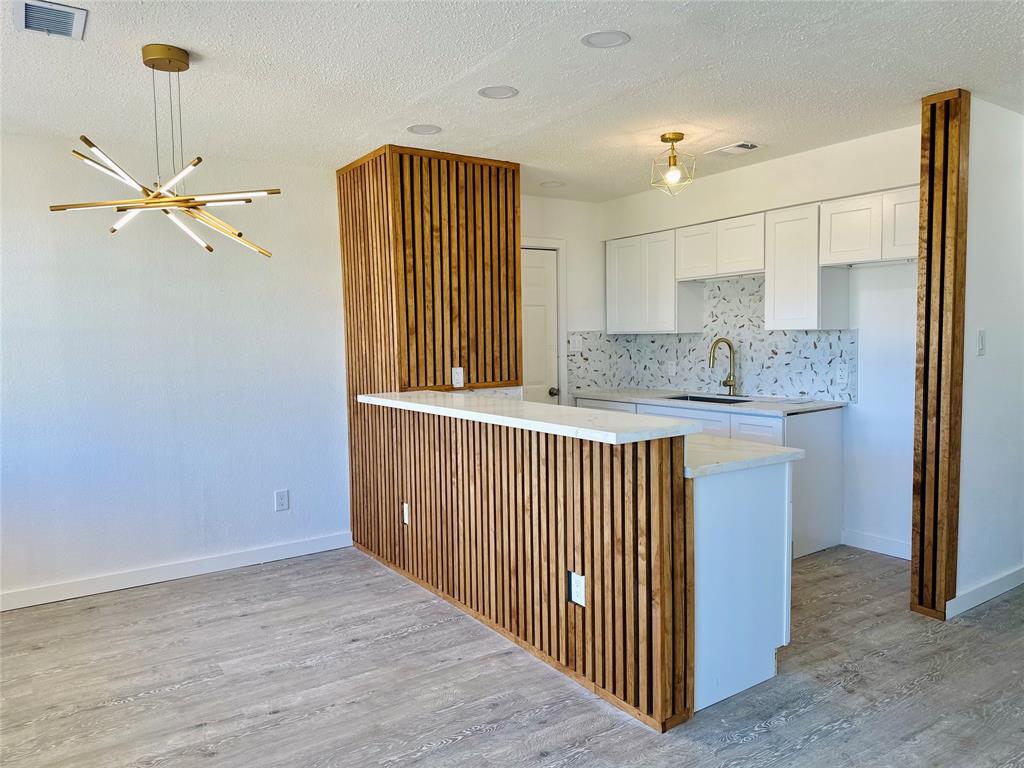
636 404 731 437
729 414 784 445
607 232 678 333
716 213 765 275
765 205 821 330
675 222 717 280
605 237 645 333
644 231 677 332
576 398 637 413
819 194 883 265
882 187 919 261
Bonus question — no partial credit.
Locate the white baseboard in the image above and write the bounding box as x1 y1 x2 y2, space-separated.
0 532 352 612
841 528 911 560
945 564 1024 620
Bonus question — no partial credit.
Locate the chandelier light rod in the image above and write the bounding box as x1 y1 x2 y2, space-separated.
49 44 281 257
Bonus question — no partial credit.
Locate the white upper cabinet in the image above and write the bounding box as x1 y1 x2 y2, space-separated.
607 232 703 334
882 186 920 260
675 222 717 279
606 236 645 332
819 194 883 265
765 205 820 329
644 230 677 331
715 212 765 274
765 204 849 330
675 213 765 280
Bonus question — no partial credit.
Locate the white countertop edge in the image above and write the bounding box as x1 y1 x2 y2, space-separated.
684 435 805 478
357 391 703 445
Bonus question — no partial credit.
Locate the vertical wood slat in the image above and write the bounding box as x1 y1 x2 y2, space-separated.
389 148 521 390
352 405 694 732
912 89 970 619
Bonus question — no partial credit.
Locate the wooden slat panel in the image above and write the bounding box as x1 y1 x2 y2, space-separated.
388 147 521 390
911 89 970 619
352 407 693 731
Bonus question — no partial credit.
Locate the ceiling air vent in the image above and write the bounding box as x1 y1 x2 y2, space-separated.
19 0 87 40
705 141 759 157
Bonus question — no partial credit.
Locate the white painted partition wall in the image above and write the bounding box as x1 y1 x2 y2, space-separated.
947 98 1024 617
0 134 351 610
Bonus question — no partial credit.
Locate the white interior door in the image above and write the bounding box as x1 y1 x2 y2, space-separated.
521 248 559 403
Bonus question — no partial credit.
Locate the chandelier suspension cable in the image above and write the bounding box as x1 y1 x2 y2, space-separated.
151 66 161 184
176 70 185 194
167 71 177 177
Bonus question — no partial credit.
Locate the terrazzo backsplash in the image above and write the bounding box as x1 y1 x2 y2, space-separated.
569 274 858 401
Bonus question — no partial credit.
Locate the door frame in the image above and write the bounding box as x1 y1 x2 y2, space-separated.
521 237 569 405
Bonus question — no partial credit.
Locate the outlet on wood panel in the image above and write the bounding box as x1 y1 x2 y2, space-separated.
402 501 410 525
452 367 465 388
568 571 586 606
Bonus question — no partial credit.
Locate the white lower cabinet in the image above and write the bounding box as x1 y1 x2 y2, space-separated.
579 398 843 558
635 403 731 437
729 413 784 445
575 397 637 413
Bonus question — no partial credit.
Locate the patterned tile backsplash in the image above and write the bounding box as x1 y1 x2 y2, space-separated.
568 274 858 401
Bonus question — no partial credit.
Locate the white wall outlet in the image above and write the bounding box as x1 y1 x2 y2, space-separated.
274 489 290 512
836 363 849 385
568 571 586 606
452 367 465 388
568 335 583 355
977 329 986 357
402 501 410 525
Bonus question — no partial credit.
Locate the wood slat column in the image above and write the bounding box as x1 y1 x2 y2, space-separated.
911 89 970 619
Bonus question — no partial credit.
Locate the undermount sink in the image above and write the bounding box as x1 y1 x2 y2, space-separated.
667 394 752 404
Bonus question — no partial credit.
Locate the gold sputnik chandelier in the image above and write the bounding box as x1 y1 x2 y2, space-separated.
49 44 280 257
650 131 696 197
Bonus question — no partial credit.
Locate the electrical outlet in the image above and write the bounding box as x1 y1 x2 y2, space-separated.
568 571 586 606
977 329 986 357
402 501 410 525
836 363 850 385
274 489 290 512
452 367 465 388
568 335 583 354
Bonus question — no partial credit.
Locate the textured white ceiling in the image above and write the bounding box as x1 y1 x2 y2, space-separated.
2 1 1022 201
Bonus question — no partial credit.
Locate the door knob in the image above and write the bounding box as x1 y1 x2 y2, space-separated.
548 387 560 398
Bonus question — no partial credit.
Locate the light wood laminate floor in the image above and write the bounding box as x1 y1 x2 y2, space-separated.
2 546 1022 767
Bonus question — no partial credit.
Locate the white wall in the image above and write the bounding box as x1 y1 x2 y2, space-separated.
598 126 920 241
948 98 1024 617
0 133 350 610
842 262 918 559
521 195 605 331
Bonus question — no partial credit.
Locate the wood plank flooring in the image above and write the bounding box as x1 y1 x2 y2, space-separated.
2 545 1022 767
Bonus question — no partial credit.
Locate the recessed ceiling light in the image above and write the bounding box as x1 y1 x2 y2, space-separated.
407 124 442 135
540 181 565 188
581 30 631 49
477 85 519 100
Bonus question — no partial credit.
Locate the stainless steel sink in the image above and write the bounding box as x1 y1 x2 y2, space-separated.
666 394 752 404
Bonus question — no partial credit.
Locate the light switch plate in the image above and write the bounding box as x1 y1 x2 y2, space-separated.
568 571 586 606
452 367 465 388
274 489 290 512
977 329 986 357
402 501 410 525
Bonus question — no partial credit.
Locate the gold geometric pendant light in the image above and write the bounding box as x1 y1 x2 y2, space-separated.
49 44 280 257
650 131 695 197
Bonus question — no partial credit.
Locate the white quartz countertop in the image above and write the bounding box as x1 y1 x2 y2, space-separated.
574 388 846 417
357 391 703 445
684 434 804 478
